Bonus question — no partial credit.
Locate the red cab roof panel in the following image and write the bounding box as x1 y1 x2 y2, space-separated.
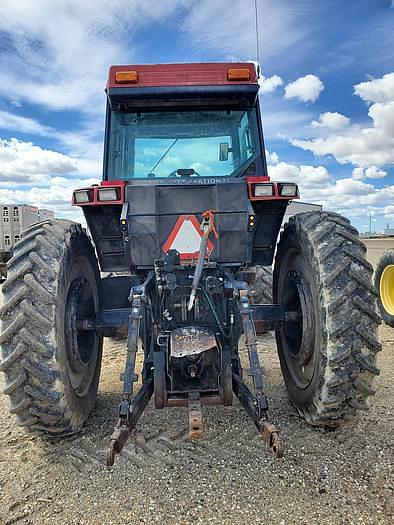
107 62 258 89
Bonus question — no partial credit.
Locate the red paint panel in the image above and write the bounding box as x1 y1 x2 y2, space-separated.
107 62 258 89
100 180 126 188
246 175 270 183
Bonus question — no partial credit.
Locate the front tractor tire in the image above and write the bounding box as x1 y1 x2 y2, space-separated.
374 249 394 327
0 220 103 435
274 212 381 427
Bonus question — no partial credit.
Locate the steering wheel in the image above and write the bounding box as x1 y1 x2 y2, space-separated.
169 169 201 178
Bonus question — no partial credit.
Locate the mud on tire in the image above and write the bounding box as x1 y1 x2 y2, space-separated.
274 211 381 426
374 248 394 327
0 220 103 435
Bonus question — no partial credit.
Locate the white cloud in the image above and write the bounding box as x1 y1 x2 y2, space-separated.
352 166 387 180
0 0 187 112
291 73 394 168
11 178 98 206
268 162 331 189
0 111 54 137
365 166 387 179
259 75 283 93
265 150 279 164
0 134 96 223
298 165 332 187
331 178 375 196
354 73 394 103
384 205 394 220
0 0 323 118
0 109 104 179
284 74 324 103
0 138 77 185
292 100 394 167
295 174 393 220
369 100 394 136
351 167 364 180
311 111 350 129
0 176 100 223
266 152 394 224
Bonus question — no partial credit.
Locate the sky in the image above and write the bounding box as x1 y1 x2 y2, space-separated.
0 0 393 233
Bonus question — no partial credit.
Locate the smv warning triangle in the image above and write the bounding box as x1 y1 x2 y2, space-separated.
163 215 214 261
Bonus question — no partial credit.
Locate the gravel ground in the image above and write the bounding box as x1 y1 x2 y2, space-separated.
0 242 393 525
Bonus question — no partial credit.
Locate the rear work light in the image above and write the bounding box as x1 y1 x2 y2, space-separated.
115 70 138 84
72 181 125 207
278 183 298 197
227 68 250 81
73 190 91 204
97 188 119 202
247 177 300 201
254 184 274 197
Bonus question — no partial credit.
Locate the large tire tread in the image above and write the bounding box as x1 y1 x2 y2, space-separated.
250 266 273 304
0 219 100 435
276 211 381 426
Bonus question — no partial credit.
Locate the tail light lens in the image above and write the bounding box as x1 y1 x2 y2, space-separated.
254 184 274 197
73 190 92 204
97 188 119 202
247 177 300 201
278 183 299 197
227 68 251 81
72 181 125 207
115 70 138 83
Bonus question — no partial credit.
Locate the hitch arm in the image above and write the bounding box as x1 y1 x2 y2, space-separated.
107 378 154 467
106 273 155 467
235 288 284 458
232 372 283 458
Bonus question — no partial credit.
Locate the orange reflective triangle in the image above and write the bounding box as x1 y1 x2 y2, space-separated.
163 215 214 261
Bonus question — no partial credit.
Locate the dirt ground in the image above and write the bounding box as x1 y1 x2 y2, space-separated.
0 239 393 525
363 237 394 267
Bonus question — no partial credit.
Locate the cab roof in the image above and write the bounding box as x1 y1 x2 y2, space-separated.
106 62 259 90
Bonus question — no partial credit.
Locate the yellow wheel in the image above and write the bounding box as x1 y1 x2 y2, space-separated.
375 249 394 327
380 265 394 315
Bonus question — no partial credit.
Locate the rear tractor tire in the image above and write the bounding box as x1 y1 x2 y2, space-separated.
274 211 381 427
250 266 273 335
250 266 273 304
374 248 394 327
0 220 103 435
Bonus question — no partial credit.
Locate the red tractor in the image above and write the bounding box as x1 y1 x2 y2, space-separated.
0 62 381 466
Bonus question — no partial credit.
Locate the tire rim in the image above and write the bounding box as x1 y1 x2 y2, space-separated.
380 264 394 315
279 257 318 389
65 274 99 396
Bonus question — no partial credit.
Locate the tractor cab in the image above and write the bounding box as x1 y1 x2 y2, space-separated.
73 63 298 273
